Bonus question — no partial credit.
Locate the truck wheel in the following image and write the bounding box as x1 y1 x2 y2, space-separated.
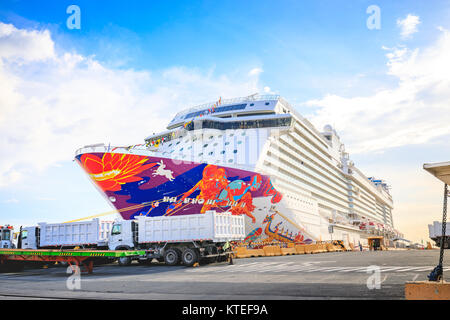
164 248 180 266
182 248 198 267
118 256 132 266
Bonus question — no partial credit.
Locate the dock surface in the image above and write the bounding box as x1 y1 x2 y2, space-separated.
0 250 448 300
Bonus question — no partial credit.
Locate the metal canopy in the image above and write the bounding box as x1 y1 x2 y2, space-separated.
423 162 450 184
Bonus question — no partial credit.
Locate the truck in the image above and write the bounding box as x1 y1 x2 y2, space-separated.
0 225 15 249
14 210 245 267
108 211 245 266
428 221 450 248
21 218 113 250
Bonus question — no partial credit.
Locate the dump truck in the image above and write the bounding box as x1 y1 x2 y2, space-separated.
13 210 245 267
108 211 245 266
21 218 113 250
428 221 450 249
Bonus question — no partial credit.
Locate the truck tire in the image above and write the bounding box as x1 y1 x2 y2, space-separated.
118 256 132 266
181 248 198 267
164 248 180 266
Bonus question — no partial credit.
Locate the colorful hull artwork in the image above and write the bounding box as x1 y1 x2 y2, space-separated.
76 152 313 244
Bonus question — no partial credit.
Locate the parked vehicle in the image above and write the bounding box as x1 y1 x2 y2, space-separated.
21 218 113 250
108 211 245 266
0 225 14 249
12 210 244 267
428 221 450 249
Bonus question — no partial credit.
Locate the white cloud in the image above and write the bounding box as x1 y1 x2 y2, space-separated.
0 22 264 187
3 198 19 204
248 67 263 76
304 28 450 154
397 14 421 39
263 86 273 93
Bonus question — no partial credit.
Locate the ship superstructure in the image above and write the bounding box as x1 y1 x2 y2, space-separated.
76 94 403 246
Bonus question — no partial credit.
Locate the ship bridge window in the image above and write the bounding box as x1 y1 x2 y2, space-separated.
184 103 247 119
183 116 291 131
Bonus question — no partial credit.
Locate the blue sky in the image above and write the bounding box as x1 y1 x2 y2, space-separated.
3 0 448 102
0 0 449 243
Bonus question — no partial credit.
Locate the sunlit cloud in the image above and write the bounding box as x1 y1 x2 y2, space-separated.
304 28 450 155
397 14 421 39
0 22 265 187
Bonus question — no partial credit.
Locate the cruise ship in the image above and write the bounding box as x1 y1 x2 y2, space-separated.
75 94 403 247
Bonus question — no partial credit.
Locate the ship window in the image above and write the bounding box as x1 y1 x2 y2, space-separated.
209 136 214 140
225 142 230 145
233 149 238 153
220 150 225 154
229 133 234 137
21 230 28 240
183 103 247 119
203 144 208 148
179 148 184 151
188 146 192 150
213 143 218 146
168 143 172 147
265 102 270 105
250 103 254 106
198 153 203 156
228 159 233 163
184 116 291 131
208 152 214 156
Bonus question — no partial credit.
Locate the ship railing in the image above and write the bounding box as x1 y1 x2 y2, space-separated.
173 94 280 119
74 143 149 157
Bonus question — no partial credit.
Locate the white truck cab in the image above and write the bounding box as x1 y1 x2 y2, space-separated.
21 226 39 249
108 219 137 251
0 225 14 249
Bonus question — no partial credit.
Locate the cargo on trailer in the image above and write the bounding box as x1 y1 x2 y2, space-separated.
21 218 113 250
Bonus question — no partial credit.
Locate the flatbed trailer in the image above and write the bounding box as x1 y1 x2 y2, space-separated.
0 248 146 274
